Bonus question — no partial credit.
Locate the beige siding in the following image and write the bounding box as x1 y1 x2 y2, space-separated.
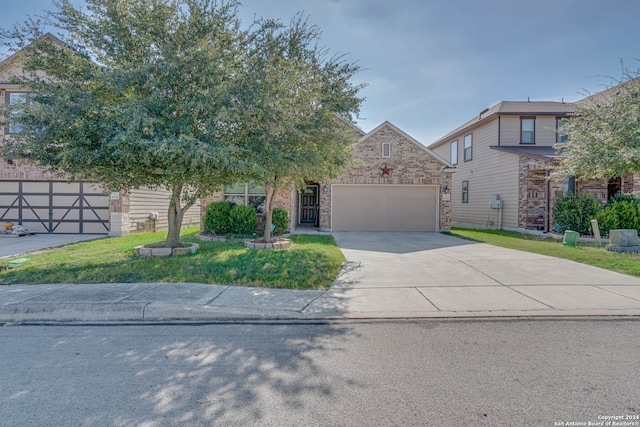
432 118 521 229
499 116 560 147
129 188 201 232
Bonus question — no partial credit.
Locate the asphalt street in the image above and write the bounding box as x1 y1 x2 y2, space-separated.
1 319 639 426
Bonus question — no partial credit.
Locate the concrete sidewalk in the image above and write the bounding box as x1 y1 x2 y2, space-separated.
1 232 640 322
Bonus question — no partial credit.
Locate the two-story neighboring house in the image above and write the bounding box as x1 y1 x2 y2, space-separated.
0 34 202 235
429 100 635 232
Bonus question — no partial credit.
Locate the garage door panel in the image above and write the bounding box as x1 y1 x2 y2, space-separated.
22 182 50 192
23 195 50 206
332 185 437 232
52 182 80 193
0 181 109 234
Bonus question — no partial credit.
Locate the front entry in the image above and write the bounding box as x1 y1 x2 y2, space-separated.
299 185 319 226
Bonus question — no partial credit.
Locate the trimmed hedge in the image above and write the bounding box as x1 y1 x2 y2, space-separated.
272 208 289 234
552 192 640 237
596 196 640 236
552 193 601 235
229 205 258 235
203 201 232 235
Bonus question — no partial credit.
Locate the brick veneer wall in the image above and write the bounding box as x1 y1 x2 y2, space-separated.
319 124 452 231
517 157 639 231
0 158 58 180
199 186 294 232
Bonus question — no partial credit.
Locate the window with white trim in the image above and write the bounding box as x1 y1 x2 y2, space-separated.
450 140 458 165
224 183 266 213
521 117 535 144
381 142 391 158
5 92 30 134
556 118 568 143
463 133 472 161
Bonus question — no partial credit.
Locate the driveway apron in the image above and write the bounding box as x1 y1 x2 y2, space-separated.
309 231 640 316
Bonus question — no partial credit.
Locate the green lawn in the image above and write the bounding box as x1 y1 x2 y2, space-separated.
447 228 640 277
0 228 346 289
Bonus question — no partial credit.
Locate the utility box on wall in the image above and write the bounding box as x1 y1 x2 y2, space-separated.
490 194 502 209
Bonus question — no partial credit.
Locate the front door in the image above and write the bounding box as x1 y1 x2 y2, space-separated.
300 186 318 224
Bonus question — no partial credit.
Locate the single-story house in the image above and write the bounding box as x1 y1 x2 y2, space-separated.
201 121 454 233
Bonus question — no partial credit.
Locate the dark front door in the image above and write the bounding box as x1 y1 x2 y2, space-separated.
300 186 318 224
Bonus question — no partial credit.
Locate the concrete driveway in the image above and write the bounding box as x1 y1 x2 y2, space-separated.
0 234 106 259
305 232 640 316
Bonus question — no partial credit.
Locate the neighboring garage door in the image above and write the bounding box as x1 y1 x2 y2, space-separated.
332 184 437 232
0 181 109 234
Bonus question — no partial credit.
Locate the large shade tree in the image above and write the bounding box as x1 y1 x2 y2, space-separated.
554 73 640 180
239 16 364 240
0 0 250 247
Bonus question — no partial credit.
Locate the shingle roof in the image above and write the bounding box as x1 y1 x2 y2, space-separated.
489 145 558 162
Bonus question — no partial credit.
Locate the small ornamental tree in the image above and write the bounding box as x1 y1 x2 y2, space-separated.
237 16 364 240
0 0 248 247
554 72 640 180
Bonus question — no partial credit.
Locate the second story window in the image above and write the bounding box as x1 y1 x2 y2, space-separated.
450 140 458 165
521 117 535 144
556 118 568 143
6 92 30 134
463 133 472 161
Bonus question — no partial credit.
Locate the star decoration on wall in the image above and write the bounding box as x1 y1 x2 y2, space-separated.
380 163 392 177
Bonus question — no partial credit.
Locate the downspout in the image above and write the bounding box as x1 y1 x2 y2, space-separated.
497 116 501 146
545 167 551 232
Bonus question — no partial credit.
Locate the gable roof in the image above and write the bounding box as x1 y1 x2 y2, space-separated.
429 100 575 149
576 76 640 107
0 32 65 80
361 121 453 168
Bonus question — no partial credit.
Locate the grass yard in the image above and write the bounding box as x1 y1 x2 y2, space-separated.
447 228 640 278
0 227 346 289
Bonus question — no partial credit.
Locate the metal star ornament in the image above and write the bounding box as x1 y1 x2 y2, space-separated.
380 163 392 177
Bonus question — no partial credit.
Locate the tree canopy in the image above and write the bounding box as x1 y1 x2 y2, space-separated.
0 0 364 246
554 73 640 180
238 16 363 239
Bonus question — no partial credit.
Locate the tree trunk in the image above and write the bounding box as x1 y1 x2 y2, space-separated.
165 184 191 248
263 185 277 241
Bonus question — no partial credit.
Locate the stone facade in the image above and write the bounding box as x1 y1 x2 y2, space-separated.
319 122 452 231
518 156 640 231
199 186 294 233
199 122 453 233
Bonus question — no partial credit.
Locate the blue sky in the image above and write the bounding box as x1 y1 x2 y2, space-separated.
2 0 639 145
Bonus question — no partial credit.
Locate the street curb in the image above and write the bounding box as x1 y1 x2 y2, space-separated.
3 303 640 323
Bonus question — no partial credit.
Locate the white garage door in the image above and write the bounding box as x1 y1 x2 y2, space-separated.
332 184 437 232
0 181 110 234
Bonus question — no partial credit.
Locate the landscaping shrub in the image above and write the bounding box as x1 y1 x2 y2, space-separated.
595 195 640 236
203 201 232 235
552 192 601 235
229 205 258 234
272 208 289 234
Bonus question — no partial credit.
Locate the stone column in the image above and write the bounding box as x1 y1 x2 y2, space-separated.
108 191 130 237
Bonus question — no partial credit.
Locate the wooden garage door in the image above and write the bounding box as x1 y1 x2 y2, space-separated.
0 181 109 234
332 184 437 232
